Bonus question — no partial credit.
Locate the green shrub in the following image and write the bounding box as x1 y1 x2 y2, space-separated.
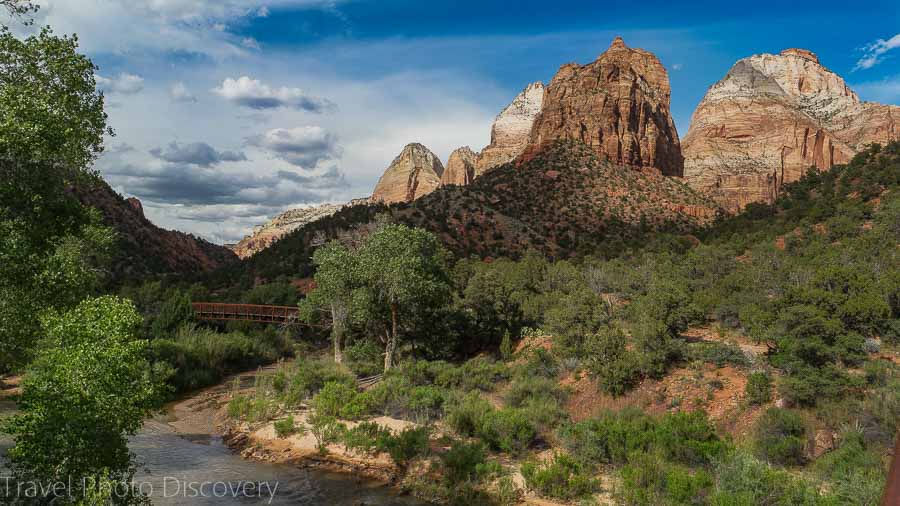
283 358 356 407
745 372 772 405
557 408 656 466
308 412 344 454
504 376 567 409
477 408 536 454
436 356 510 391
439 441 487 485
226 393 278 422
312 381 370 420
685 341 750 367
274 415 302 438
653 410 725 466
340 421 391 457
445 391 493 437
521 453 599 501
584 325 641 396
379 426 430 467
618 452 713 506
711 451 826 505
754 408 808 466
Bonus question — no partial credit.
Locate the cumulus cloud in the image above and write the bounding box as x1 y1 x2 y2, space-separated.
212 76 335 112
169 82 197 103
248 126 341 167
853 75 900 103
150 141 247 167
96 73 145 94
855 33 900 70
671 63 683 71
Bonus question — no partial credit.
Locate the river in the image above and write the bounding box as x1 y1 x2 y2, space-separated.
1 393 424 505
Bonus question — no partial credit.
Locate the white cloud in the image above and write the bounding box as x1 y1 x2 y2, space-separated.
242 37 261 50
213 76 335 111
169 82 197 103
28 0 343 57
96 73 145 94
852 75 900 103
671 63 683 71
855 33 900 70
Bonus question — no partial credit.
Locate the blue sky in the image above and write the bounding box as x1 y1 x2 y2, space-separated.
18 0 900 243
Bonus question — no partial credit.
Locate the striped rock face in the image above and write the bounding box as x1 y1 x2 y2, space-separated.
371 143 444 204
475 81 545 175
683 48 899 212
527 37 684 177
441 146 478 186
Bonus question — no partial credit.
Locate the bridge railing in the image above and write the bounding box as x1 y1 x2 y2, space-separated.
192 302 299 323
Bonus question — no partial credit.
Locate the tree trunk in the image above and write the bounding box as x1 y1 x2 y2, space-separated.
384 302 399 372
331 303 345 364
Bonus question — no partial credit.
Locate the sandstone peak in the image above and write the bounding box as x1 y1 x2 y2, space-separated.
528 37 683 176
609 36 627 49
780 48 819 63
475 81 545 175
683 48 899 212
442 146 478 186
371 143 444 204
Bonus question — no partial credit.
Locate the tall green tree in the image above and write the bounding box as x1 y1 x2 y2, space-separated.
357 224 450 371
0 25 112 370
299 240 359 363
4 296 167 503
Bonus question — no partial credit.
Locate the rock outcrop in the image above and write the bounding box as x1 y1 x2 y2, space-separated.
683 48 899 212
371 143 444 204
475 82 544 174
528 37 684 177
231 203 344 259
441 147 478 186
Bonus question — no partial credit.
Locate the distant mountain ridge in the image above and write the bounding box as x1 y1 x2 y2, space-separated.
73 179 238 280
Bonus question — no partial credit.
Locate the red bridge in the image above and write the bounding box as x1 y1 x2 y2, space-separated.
192 303 300 324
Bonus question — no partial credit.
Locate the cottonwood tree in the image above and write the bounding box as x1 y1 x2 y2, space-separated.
0 26 113 370
3 296 167 503
357 224 450 371
300 240 359 363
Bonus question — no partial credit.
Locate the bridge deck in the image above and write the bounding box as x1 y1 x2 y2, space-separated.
192 302 299 323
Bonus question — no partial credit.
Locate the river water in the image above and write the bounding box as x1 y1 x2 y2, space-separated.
1 400 424 505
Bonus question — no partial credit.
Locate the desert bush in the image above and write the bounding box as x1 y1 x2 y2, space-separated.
617 452 713 506
274 415 303 438
558 408 656 466
311 381 370 420
711 451 826 505
685 341 749 367
521 453 599 501
379 426 430 467
282 358 356 407
439 441 488 485
308 412 344 454
745 371 772 405
340 421 391 457
445 391 493 437
477 408 536 454
653 410 725 466
753 408 808 466
584 325 640 396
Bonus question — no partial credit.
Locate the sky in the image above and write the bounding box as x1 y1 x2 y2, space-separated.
11 0 900 244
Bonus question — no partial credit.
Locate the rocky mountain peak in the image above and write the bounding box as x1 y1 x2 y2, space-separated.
371 143 445 204
609 35 627 50
475 81 545 175
528 37 683 176
231 203 344 258
780 48 819 63
442 146 478 186
683 48 898 212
